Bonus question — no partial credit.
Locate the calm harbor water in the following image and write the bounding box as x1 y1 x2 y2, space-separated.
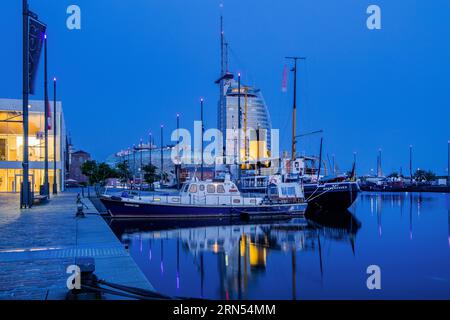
108 192 450 300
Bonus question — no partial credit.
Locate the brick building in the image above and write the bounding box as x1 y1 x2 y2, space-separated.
68 150 91 184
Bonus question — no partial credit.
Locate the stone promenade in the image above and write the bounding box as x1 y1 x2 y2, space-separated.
0 191 153 300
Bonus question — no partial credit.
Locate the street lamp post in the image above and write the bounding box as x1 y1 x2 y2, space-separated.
176 114 180 188
132 144 136 185
237 73 241 182
52 77 58 194
200 99 204 181
43 34 49 197
447 141 450 186
378 148 382 177
140 139 143 185
409 145 413 184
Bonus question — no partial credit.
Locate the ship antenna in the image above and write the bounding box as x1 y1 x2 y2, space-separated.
221 16 223 73
220 4 225 76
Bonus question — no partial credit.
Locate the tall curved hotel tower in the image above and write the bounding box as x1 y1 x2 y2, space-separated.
218 76 272 164
216 16 272 165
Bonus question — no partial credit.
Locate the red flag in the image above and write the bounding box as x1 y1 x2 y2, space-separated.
47 100 52 130
281 65 288 92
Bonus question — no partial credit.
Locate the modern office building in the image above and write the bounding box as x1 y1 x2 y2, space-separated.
0 98 66 193
218 78 272 164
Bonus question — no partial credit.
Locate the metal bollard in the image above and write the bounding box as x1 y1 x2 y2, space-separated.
66 257 101 300
76 194 85 218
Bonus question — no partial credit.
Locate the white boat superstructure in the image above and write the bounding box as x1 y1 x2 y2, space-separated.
114 178 263 206
101 175 307 218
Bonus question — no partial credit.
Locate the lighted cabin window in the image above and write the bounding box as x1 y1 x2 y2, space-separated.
207 184 216 193
217 185 225 193
199 185 205 191
189 184 198 193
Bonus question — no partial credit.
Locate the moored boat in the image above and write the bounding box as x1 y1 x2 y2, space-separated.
303 181 359 211
100 176 307 219
240 160 360 212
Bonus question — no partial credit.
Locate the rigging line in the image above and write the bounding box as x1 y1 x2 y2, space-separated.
299 60 313 154
305 185 321 201
228 44 255 87
302 60 311 153
304 58 311 115
306 185 338 202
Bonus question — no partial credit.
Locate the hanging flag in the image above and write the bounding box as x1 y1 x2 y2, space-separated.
28 17 46 95
281 64 288 92
47 100 52 130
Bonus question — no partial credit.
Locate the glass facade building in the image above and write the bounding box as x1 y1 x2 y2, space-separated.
0 98 66 193
106 146 176 179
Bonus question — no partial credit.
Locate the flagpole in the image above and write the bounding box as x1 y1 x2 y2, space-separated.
43 34 49 197
21 0 31 208
52 77 57 194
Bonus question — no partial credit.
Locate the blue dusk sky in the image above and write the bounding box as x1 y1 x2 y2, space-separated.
0 0 449 175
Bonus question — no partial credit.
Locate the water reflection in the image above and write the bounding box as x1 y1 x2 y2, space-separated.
359 192 434 241
447 194 450 248
108 192 450 299
109 212 361 300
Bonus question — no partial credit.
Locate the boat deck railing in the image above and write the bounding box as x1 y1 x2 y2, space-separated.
145 193 262 206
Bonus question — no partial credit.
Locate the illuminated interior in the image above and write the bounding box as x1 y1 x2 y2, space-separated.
0 108 63 193
0 168 60 193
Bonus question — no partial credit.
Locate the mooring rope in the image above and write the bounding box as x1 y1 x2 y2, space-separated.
306 185 338 202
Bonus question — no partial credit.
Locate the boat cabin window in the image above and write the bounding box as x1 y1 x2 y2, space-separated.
288 186 296 196
189 184 198 193
199 185 205 191
207 184 216 193
217 185 225 193
268 186 278 196
182 184 189 192
281 186 297 196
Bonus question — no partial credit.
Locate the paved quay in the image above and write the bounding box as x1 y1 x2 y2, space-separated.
0 191 154 300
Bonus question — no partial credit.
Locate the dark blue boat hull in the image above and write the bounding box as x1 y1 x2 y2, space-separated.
100 196 307 219
304 182 359 211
